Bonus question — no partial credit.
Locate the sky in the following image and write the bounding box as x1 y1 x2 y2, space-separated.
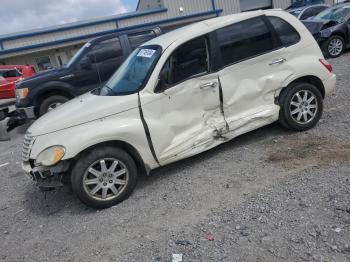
0 0 139 36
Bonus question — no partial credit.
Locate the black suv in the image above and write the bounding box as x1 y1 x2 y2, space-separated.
15 27 162 119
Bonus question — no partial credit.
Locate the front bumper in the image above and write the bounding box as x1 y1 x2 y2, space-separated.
22 161 70 188
17 106 36 119
6 107 35 132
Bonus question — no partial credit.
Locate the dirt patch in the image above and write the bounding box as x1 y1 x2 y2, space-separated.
267 136 350 169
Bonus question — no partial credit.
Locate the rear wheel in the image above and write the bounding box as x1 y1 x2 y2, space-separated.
322 35 345 58
71 147 137 209
279 83 323 131
39 95 69 116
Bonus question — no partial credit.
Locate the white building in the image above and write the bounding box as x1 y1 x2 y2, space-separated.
0 0 335 71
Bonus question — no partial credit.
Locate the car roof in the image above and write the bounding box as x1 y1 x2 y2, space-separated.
143 10 286 50
289 4 330 12
88 26 161 44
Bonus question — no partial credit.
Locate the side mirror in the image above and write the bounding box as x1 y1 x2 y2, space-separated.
80 58 92 70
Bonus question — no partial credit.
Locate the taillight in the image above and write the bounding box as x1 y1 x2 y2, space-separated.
319 59 333 73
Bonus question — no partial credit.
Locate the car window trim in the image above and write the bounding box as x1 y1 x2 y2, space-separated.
155 35 212 92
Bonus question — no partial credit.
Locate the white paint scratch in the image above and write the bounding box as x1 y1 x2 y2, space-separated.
0 163 9 168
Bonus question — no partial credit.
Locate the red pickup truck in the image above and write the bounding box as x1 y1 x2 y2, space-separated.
0 65 36 100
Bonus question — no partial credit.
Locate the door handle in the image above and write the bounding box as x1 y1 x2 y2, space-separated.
200 82 217 90
269 58 286 66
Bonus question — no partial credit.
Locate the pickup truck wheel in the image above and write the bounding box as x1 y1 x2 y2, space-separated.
39 95 69 116
279 83 323 132
322 35 345 58
71 147 137 209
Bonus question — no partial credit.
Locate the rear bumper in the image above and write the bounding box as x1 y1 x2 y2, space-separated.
323 74 337 96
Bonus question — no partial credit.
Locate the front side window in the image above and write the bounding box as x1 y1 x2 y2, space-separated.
98 45 162 96
159 37 209 88
268 16 301 47
216 17 274 66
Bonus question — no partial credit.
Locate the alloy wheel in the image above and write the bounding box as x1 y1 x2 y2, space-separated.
290 90 318 125
83 158 129 201
328 38 343 57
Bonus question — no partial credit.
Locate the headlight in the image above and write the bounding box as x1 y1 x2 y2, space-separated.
15 88 29 100
35 146 65 166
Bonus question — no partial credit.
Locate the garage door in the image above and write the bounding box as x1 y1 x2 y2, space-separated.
240 0 272 11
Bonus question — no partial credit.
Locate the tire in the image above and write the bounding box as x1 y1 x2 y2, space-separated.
278 109 293 130
39 95 69 116
322 35 345 58
71 147 138 209
279 83 323 132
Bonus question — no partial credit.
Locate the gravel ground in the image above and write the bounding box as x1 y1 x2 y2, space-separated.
0 52 349 262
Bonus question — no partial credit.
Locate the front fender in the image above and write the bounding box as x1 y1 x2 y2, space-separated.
32 81 76 106
30 108 159 170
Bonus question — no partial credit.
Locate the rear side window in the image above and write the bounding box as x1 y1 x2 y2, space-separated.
268 16 300 47
160 37 209 87
128 31 157 49
216 17 275 66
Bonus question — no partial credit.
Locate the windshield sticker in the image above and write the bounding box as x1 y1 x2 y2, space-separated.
137 49 156 58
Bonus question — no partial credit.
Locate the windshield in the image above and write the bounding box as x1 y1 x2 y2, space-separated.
312 6 350 22
289 9 303 17
99 45 162 96
66 42 92 68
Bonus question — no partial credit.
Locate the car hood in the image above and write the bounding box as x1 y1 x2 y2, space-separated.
28 92 139 136
17 67 67 87
302 19 339 35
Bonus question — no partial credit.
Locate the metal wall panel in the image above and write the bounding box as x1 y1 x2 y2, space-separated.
119 0 213 28
326 0 335 5
3 22 117 50
164 0 212 17
138 0 165 10
215 0 241 15
272 0 291 9
117 12 169 27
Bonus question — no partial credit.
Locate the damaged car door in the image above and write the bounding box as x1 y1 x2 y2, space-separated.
216 16 296 136
141 36 227 165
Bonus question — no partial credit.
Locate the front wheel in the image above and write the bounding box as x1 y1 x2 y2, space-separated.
279 83 323 131
322 35 345 58
39 95 69 116
71 147 137 209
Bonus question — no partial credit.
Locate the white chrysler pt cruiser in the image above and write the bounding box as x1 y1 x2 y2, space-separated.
22 10 336 208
